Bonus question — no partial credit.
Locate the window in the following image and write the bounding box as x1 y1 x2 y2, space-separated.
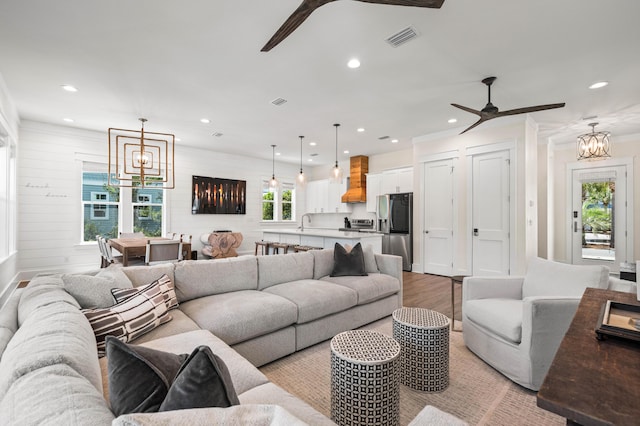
262 180 295 221
82 172 120 241
0 132 16 260
81 164 165 242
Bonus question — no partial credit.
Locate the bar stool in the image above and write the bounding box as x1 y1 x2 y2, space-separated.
271 242 292 254
293 245 323 252
254 240 271 255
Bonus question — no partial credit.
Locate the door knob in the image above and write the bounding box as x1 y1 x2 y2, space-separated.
473 228 479 236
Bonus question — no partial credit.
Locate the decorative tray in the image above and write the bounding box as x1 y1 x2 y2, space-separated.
595 300 640 342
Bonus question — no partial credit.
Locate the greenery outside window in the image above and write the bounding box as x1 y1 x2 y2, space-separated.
132 179 163 237
262 180 295 221
82 172 119 241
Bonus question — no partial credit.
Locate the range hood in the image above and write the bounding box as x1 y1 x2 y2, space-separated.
341 155 368 203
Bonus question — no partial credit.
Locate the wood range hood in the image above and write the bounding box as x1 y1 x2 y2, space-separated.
341 155 368 203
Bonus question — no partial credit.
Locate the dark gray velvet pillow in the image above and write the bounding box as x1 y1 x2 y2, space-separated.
330 242 367 277
105 336 239 416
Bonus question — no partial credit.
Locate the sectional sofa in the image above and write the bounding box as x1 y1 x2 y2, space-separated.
0 248 403 424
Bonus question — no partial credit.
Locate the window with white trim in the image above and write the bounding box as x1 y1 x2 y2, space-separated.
0 131 17 261
82 171 119 241
261 180 295 221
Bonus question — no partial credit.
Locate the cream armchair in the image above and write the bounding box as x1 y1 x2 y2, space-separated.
462 257 609 390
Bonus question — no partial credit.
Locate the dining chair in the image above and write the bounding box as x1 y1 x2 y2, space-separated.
144 239 183 265
119 231 145 239
96 235 108 268
98 236 123 267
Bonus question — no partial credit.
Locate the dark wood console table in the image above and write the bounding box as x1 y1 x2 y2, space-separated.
537 288 640 426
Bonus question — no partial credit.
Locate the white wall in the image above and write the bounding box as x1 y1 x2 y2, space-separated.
549 134 640 263
413 117 537 275
16 120 302 277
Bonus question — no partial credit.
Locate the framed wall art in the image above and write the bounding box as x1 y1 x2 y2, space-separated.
192 175 246 214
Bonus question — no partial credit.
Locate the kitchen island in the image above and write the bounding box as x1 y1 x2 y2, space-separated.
262 228 383 253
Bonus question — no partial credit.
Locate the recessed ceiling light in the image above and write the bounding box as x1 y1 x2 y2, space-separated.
309 142 317 146
343 150 349 154
391 139 399 144
448 118 457 124
589 81 608 89
347 58 361 69
308 159 313 162
200 118 211 124
61 85 78 92
62 118 74 123
357 128 365 132
175 138 181 142
276 152 281 156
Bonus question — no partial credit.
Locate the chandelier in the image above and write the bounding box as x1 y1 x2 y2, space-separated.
577 122 611 161
108 118 175 189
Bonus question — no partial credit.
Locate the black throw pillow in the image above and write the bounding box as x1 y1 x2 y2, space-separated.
330 242 367 277
105 336 239 417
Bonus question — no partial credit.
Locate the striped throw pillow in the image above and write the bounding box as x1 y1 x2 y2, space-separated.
112 274 179 314
83 279 171 357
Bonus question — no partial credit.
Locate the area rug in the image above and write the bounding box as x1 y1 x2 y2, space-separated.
260 317 564 425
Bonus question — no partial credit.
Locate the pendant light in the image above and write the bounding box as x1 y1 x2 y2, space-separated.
268 144 279 192
577 122 612 160
329 123 343 183
297 135 306 188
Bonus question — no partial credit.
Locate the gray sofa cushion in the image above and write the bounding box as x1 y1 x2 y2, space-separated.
138 330 269 396
179 291 298 345
123 263 176 289
174 257 258 302
311 249 334 279
257 252 314 290
320 273 400 305
0 364 115 425
62 271 133 309
130 309 201 345
465 298 523 343
0 301 103 400
0 289 21 357
263 280 358 323
17 278 80 326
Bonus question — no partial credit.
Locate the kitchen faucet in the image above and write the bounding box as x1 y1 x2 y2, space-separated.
300 213 312 231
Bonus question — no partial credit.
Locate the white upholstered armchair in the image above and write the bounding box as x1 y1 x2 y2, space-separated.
462 257 609 390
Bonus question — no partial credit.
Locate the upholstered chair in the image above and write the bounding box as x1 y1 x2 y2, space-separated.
462 257 609 390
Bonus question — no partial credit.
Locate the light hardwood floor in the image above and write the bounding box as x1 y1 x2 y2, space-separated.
402 272 460 322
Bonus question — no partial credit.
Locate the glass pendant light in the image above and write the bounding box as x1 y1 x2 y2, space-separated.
268 144 279 192
297 135 306 188
329 123 343 183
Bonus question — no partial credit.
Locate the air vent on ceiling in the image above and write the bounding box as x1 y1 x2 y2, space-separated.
271 97 287 106
378 135 390 140
211 132 223 137
385 26 419 48
310 153 319 157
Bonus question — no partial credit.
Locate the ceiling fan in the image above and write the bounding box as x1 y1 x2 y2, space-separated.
451 77 566 134
261 0 446 52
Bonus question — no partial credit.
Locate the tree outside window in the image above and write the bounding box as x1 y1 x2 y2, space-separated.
262 180 294 221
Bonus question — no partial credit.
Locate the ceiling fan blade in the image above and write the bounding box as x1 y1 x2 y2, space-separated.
261 1 324 52
495 103 566 117
451 103 482 117
459 118 487 134
355 0 445 8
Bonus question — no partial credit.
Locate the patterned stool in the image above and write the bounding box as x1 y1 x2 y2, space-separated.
330 330 400 426
392 307 450 392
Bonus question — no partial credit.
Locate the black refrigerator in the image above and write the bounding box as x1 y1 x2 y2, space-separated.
377 192 413 271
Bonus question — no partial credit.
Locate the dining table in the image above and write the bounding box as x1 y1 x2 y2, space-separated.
108 237 191 266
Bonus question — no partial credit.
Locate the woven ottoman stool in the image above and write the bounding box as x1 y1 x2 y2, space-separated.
330 330 400 426
392 307 450 392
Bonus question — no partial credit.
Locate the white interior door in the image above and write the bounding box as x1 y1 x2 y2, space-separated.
472 150 510 276
423 159 454 275
571 165 629 271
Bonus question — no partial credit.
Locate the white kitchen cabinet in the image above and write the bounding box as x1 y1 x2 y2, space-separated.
381 167 413 194
305 179 351 214
366 173 381 213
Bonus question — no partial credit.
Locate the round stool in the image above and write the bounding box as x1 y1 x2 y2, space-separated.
392 307 450 392
330 330 400 426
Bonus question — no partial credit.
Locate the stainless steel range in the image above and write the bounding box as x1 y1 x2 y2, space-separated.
339 219 377 233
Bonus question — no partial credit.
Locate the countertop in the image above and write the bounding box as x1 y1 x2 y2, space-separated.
262 228 383 238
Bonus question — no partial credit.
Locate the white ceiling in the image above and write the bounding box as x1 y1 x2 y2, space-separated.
1 0 639 166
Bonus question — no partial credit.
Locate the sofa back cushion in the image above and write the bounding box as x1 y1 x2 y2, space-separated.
123 263 176 289
257 252 314 290
0 289 22 358
522 257 609 298
311 249 334 279
174 257 258 303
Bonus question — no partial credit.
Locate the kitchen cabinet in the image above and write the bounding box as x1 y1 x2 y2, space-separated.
305 179 351 214
366 173 381 213
381 167 413 194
